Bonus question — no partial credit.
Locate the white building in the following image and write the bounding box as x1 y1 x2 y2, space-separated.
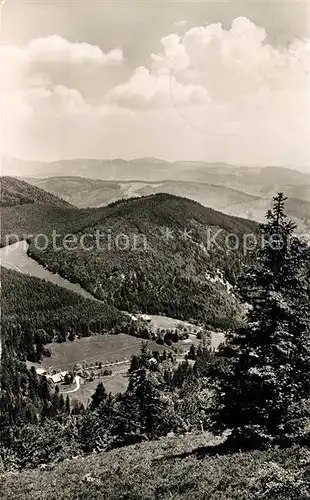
140 314 151 322
47 371 68 384
35 367 47 376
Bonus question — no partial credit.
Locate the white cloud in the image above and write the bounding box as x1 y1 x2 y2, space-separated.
0 36 124 119
151 34 189 74
25 85 91 116
108 16 309 116
26 35 123 67
1 18 310 166
153 17 310 104
0 35 123 74
107 66 209 108
105 15 309 167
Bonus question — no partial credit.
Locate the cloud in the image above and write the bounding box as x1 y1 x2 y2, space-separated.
105 15 309 167
151 34 189 73
25 85 91 116
107 66 209 109
108 16 309 113
0 35 124 118
26 35 123 67
152 16 310 105
0 35 123 75
1 18 310 166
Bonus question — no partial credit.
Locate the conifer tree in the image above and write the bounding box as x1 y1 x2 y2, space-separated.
125 365 167 440
24 403 38 424
65 395 71 415
52 385 60 415
41 400 53 421
129 355 139 373
187 344 196 360
39 376 51 402
80 393 115 452
208 193 310 447
58 394 65 413
89 382 107 410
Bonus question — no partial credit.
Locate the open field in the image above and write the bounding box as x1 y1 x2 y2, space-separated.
146 314 202 332
70 372 129 405
29 320 224 405
32 324 224 374
36 333 173 404
35 334 171 372
147 314 225 349
37 334 146 371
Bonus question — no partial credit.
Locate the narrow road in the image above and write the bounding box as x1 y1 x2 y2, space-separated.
60 375 81 394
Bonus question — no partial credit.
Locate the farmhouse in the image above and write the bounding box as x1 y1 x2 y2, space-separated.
47 371 68 384
139 314 151 322
35 367 47 376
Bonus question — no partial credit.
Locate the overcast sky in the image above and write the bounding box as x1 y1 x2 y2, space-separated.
1 0 310 168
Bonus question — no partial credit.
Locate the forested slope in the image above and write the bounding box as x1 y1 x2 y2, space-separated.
0 176 73 208
0 176 79 247
30 193 258 328
1 267 133 361
1 179 259 329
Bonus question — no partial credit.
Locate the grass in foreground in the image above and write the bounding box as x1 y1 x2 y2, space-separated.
1 433 309 500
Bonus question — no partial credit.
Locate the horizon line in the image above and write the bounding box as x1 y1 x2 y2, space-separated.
1 155 309 174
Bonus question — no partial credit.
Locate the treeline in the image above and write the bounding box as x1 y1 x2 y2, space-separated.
0 355 78 469
1 268 135 361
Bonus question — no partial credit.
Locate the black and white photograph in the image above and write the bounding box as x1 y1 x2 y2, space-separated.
0 1 310 498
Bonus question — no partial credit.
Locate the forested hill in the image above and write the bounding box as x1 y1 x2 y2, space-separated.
1 183 259 328
0 176 73 208
0 177 80 247
1 267 133 361
101 193 257 233
1 203 83 247
30 193 258 329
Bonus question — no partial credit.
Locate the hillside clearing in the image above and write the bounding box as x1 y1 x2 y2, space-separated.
1 433 307 500
33 334 151 371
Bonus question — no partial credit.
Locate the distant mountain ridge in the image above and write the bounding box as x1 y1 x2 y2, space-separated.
2 158 309 240
4 157 309 208
3 156 309 184
23 177 259 208
22 174 310 234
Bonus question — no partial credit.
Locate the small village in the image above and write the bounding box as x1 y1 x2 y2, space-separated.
30 316 220 401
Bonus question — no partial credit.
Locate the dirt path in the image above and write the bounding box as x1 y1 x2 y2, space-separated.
60 376 81 394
